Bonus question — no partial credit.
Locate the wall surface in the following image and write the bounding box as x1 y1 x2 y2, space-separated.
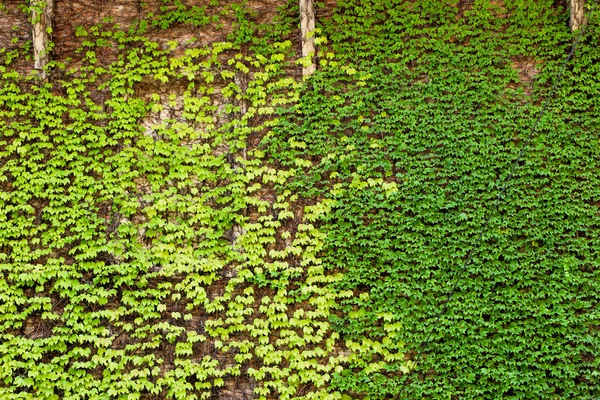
1 0 300 74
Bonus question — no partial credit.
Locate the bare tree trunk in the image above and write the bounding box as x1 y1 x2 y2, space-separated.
31 0 54 79
570 0 585 31
299 0 316 77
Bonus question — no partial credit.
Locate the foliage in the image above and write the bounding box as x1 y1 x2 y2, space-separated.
266 0 600 398
2 0 600 399
0 2 352 399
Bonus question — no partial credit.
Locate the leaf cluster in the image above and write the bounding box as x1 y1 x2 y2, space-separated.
266 0 600 398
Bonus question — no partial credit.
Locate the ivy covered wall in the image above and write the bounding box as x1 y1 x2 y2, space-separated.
1 0 599 399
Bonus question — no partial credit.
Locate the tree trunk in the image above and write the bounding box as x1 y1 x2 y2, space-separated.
570 0 585 31
299 0 316 77
31 0 54 79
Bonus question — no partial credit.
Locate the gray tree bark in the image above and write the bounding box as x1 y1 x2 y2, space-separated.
299 0 316 77
31 0 54 79
570 0 585 31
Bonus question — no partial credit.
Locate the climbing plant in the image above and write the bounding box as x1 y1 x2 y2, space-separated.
267 0 600 398
0 2 360 399
1 0 600 399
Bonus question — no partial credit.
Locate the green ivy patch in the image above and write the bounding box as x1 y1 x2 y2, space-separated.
267 0 600 398
2 0 600 399
0 2 358 399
